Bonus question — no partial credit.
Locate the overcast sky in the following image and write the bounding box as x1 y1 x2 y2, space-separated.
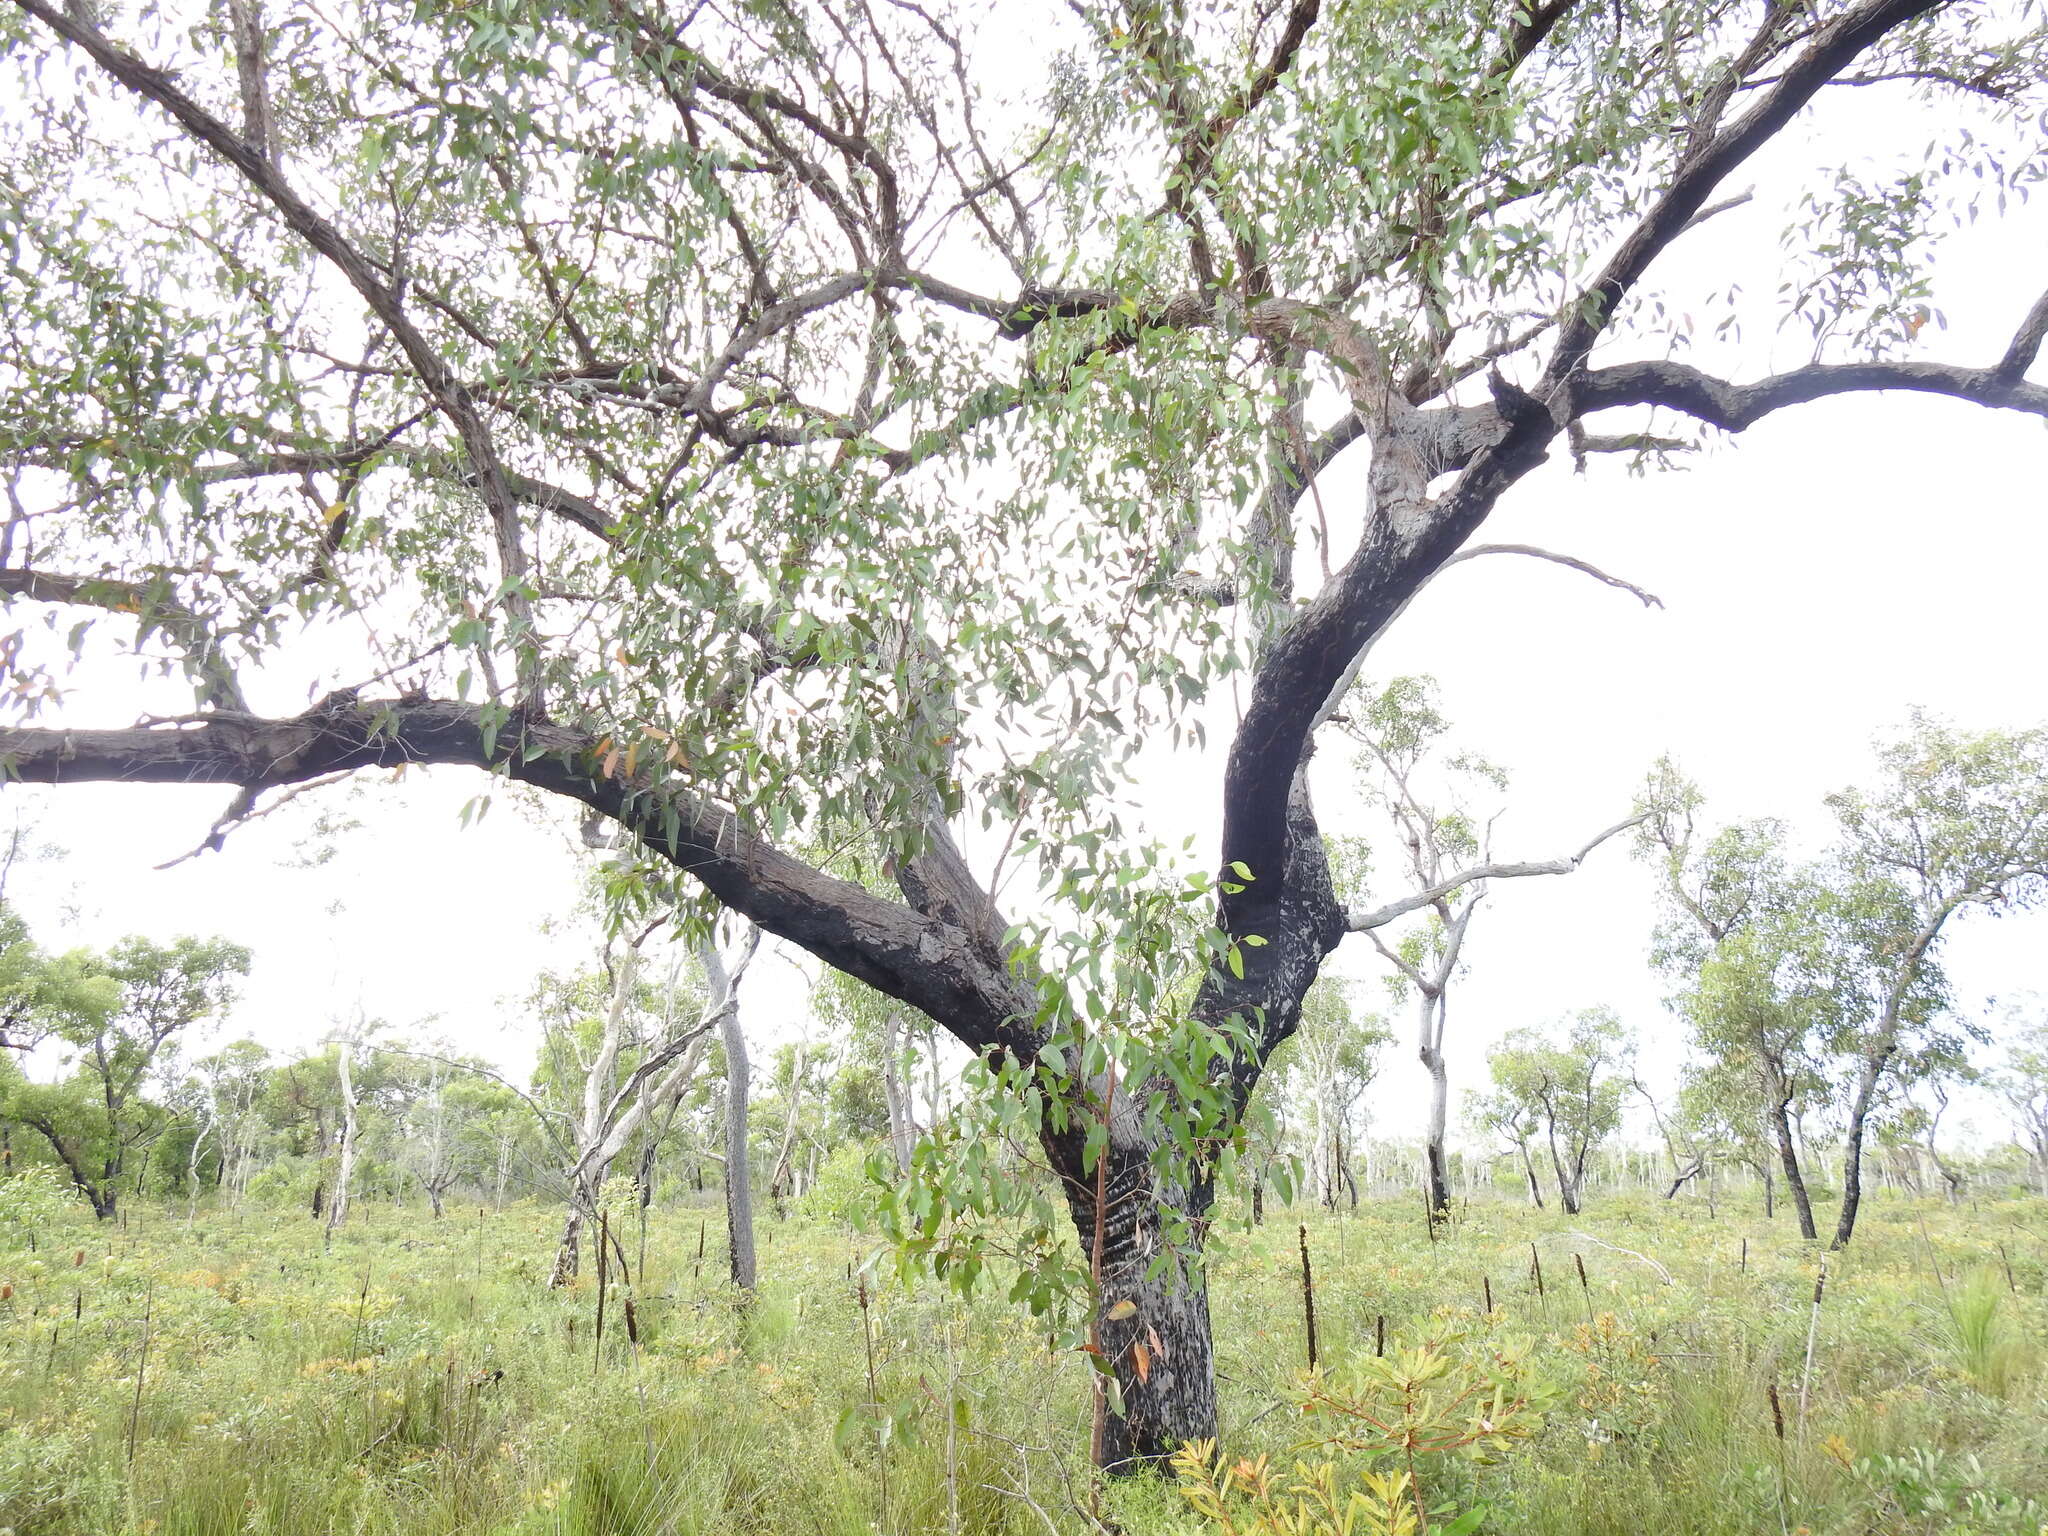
6 52 2047 1152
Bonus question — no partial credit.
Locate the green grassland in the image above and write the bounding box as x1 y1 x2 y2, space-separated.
2 1178 2043 1536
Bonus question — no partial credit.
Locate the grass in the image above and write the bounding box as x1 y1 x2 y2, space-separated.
1 1181 2043 1534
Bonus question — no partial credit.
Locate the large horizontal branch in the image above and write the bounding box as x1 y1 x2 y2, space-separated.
1572 341 2048 429
0 567 247 711
1344 812 1649 932
0 698 1039 1057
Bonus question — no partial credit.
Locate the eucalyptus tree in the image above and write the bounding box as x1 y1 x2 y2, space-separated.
529 926 747 1282
0 933 250 1217
1466 1083 1546 1207
1631 1070 1705 1198
816 968 919 1175
0 903 51 1056
323 1021 367 1232
6 0 2048 1468
388 1046 510 1217
1484 1008 1629 1215
1286 976 1389 1209
1639 770 1841 1238
1999 1006 2048 1197
185 1036 272 1205
1673 1058 1778 1212
1343 676 1635 1218
1821 717 2048 1246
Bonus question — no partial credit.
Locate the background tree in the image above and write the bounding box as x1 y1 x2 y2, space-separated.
710 930 760 1293
1640 772 1842 1239
528 927 739 1283
324 1021 367 1234
1631 1069 1705 1199
0 932 249 1217
185 1037 271 1208
1820 716 2048 1247
1484 1008 1629 1216
815 970 918 1175
1343 676 1633 1218
1467 1083 1547 1208
1997 1001 2048 1196
7 0 2048 1467
1672 1059 1781 1216
1286 976 1390 1210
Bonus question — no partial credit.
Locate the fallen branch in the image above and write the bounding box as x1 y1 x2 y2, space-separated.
1566 1229 1675 1285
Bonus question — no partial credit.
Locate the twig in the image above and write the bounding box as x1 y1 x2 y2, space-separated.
1568 1229 1674 1285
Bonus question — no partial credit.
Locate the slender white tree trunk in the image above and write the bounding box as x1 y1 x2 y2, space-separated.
551 948 642 1285
185 1095 214 1222
327 1040 359 1235
880 1010 916 1175
714 937 756 1292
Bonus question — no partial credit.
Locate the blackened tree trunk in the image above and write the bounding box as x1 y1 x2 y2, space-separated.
1545 1120 1582 1216
21 1113 117 1218
1516 1139 1545 1208
1831 1046 1892 1249
1767 1086 1817 1241
1060 1136 1218 1471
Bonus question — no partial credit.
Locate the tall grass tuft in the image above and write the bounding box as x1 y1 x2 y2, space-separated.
1948 1266 2023 1394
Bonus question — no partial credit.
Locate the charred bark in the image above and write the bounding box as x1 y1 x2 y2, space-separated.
1768 1091 1818 1242
1056 1135 1218 1473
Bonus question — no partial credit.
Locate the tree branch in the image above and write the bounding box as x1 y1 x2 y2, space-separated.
0 567 247 711
0 697 1040 1058
13 0 539 686
1345 812 1648 932
1438 543 1663 608
1542 0 1947 391
1573 337 2048 431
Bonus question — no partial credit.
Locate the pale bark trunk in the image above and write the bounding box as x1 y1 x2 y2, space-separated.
1419 989 1451 1220
551 949 642 1285
184 1106 211 1221
880 1010 916 1175
716 943 755 1293
327 1040 358 1234
767 1038 809 1215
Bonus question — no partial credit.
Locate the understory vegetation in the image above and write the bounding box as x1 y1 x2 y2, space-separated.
3 1177 2042 1536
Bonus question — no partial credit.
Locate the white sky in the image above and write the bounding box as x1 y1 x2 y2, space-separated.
6 37 2048 1153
